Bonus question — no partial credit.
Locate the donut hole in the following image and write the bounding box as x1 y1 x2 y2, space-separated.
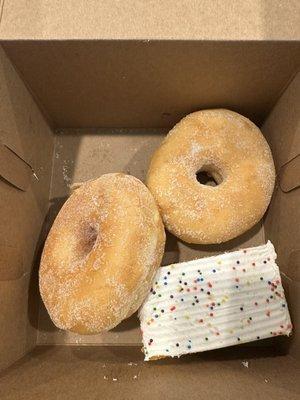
196 167 223 187
77 223 99 257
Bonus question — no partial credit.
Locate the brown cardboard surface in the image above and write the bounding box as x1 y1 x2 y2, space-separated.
0 346 299 400
262 72 300 360
0 276 33 373
0 244 23 281
37 129 264 345
263 73 300 169
287 250 300 360
0 0 300 40
0 46 54 370
0 5 299 392
279 155 300 193
2 41 300 128
262 72 300 270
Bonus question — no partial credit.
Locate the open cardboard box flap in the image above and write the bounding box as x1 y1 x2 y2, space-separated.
0 141 32 191
0 2 300 399
279 155 300 193
0 46 53 373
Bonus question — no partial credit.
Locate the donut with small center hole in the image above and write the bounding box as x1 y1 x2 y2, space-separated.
147 109 275 244
39 173 165 334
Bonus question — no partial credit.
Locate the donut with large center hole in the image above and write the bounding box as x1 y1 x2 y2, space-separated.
39 173 165 334
147 109 275 244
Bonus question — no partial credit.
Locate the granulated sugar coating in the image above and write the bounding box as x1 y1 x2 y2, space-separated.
39 173 165 334
147 109 275 244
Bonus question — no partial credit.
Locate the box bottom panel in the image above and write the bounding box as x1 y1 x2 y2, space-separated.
37 129 265 345
0 345 299 400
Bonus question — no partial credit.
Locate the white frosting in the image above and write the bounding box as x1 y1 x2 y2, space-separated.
139 241 292 361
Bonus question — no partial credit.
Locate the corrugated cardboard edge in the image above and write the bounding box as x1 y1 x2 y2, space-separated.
0 0 5 27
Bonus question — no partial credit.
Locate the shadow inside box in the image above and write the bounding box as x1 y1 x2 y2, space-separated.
71 344 144 363
28 197 67 332
162 231 180 266
27 196 69 331
152 341 289 366
45 196 69 227
69 338 287 365
37 302 59 333
111 312 140 332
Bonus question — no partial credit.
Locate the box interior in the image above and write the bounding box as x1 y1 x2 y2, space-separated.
0 39 299 399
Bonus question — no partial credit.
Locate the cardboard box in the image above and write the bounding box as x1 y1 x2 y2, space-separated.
0 1 299 398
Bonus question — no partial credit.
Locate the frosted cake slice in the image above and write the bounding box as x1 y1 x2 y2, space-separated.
139 241 292 361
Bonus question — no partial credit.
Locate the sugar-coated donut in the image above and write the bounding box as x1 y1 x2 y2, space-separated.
39 173 165 334
147 109 275 244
